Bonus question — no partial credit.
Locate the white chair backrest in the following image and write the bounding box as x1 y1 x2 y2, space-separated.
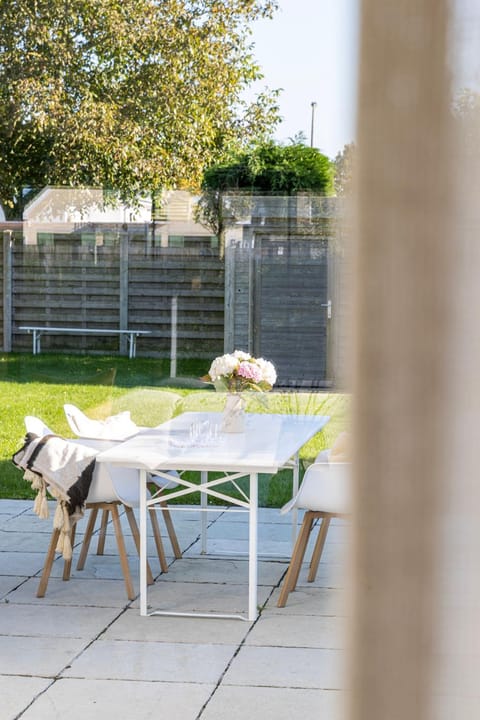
63 403 138 440
24 416 56 437
63 404 88 436
281 462 351 516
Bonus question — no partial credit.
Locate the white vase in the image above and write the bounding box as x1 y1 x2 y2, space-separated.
222 393 246 433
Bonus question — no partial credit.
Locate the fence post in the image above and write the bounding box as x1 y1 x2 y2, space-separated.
3 230 12 352
224 243 235 353
119 229 129 356
170 296 177 378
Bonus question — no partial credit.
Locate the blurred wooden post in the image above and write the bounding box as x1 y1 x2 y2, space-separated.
350 1 459 719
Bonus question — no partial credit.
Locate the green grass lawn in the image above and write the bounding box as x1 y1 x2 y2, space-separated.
1 353 350 506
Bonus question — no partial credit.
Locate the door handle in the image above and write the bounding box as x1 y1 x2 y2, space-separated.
321 300 332 319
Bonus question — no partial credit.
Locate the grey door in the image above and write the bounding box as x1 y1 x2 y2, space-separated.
252 234 330 387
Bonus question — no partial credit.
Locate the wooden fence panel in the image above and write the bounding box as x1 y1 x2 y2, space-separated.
128 241 224 358
9 234 225 359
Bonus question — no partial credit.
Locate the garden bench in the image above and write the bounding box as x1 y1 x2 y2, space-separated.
19 326 151 359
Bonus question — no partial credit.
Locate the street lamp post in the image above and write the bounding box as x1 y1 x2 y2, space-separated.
310 101 317 147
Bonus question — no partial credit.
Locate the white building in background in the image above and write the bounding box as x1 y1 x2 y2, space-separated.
21 186 214 247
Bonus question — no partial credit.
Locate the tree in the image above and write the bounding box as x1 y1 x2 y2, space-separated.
333 142 356 196
196 139 334 254
0 0 280 218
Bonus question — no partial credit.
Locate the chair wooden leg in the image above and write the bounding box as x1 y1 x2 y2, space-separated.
124 506 155 585
62 523 77 581
96 509 109 555
277 511 316 608
307 515 331 582
286 511 319 594
110 503 135 601
160 502 182 558
37 528 61 597
76 506 99 571
149 508 169 573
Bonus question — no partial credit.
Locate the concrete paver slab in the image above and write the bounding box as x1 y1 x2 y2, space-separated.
0 603 122 639
0 575 28 598
131 579 273 616
19 678 215 720
6 576 137 608
269 585 347 616
62 639 237 683
245 612 347 649
0 550 53 576
0 676 52 719
154 556 288 586
103 607 252 644
0 635 89 677
223 645 346 690
200 685 346 720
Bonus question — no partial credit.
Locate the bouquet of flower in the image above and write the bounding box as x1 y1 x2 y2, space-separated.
202 350 277 393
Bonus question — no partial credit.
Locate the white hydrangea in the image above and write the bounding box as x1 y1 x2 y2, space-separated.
256 357 277 386
208 353 239 382
233 350 251 361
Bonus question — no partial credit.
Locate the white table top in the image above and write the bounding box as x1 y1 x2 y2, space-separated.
96 412 329 474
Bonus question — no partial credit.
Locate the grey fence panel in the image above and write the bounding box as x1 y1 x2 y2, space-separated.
12 241 122 354
127 241 225 359
9 233 225 359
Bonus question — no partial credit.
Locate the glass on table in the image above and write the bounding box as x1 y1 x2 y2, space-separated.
189 419 220 446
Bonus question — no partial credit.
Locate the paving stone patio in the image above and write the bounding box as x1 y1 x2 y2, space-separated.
0 499 349 720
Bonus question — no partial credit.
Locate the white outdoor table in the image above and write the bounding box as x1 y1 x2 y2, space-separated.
96 411 329 621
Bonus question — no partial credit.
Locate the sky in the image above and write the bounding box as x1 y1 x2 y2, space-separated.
249 0 360 160
248 0 480 161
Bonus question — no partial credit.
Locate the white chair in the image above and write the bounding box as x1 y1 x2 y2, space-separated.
277 461 350 607
63 403 138 440
63 403 182 560
24 415 56 438
23 417 174 601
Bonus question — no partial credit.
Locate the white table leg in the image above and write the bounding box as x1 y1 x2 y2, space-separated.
139 469 148 616
201 470 208 554
248 472 258 621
